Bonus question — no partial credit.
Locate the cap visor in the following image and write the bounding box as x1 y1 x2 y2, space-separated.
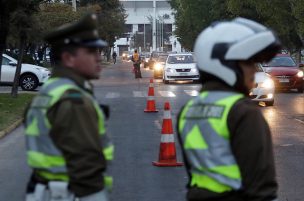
81 39 108 47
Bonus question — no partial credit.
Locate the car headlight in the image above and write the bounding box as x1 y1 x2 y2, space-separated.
154 63 162 71
297 71 304 77
122 53 126 57
166 68 174 73
191 68 198 73
261 79 274 89
145 58 149 62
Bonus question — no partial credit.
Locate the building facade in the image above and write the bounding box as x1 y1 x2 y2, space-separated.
115 0 182 55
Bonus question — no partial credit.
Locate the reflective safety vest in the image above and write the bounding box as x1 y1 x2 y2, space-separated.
178 91 244 193
133 53 140 62
25 78 114 189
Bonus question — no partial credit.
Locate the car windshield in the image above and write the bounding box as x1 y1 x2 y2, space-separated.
262 56 296 67
167 55 194 64
157 56 168 62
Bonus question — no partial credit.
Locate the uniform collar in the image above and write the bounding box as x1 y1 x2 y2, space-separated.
51 66 93 93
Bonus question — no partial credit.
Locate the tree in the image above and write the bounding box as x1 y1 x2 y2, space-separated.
0 0 42 96
81 0 126 61
8 1 42 97
170 0 215 50
170 0 304 57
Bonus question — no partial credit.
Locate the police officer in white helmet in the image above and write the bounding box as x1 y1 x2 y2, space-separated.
177 18 281 201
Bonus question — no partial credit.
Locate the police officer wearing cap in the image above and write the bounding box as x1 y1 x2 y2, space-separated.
177 18 281 201
25 13 114 201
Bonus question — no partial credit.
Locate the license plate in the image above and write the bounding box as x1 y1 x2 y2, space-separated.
180 73 188 76
279 78 289 83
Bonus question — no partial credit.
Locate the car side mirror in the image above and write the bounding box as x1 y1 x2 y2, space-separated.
9 61 17 66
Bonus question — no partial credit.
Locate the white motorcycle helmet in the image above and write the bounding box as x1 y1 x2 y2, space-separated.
194 17 281 88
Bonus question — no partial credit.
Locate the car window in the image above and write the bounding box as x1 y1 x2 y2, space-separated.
2 56 11 65
263 56 296 67
157 56 167 62
167 55 194 64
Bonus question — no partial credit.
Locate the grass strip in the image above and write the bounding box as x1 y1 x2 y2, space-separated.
0 93 35 131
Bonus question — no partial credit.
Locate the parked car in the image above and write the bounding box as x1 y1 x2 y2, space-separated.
153 55 168 79
1 54 51 91
250 64 275 106
262 54 304 93
163 53 199 84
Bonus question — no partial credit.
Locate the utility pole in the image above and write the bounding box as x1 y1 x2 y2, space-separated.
72 0 77 12
152 0 156 51
144 24 146 52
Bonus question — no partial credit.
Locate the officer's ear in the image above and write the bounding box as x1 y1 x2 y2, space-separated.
61 51 77 68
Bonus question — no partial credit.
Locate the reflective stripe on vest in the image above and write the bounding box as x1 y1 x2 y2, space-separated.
25 78 114 187
178 91 244 193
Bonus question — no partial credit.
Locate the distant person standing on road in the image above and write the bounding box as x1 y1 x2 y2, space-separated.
24 13 114 201
37 47 44 64
132 49 142 78
112 51 117 64
177 18 281 201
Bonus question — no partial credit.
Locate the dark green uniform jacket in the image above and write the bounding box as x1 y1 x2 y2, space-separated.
177 81 277 201
27 67 107 197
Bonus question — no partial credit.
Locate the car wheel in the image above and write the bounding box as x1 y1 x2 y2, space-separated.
162 73 168 84
163 77 169 84
265 100 274 106
297 86 303 93
20 74 39 91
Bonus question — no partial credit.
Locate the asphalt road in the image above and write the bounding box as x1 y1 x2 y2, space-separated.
0 60 303 201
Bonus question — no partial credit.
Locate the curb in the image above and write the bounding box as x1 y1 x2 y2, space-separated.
0 118 24 139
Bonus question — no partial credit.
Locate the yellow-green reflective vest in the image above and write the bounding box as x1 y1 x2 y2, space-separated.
25 78 114 188
178 91 244 193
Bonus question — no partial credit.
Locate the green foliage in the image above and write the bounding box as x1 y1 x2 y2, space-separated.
81 0 126 46
5 1 126 47
170 0 214 50
170 0 304 51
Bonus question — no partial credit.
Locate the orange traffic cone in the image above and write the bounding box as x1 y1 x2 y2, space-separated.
144 79 158 113
153 102 183 167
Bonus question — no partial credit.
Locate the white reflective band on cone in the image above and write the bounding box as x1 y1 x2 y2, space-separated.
149 83 154 87
147 96 155 100
163 111 171 119
161 134 175 143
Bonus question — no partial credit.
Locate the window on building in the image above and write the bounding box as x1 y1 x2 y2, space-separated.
156 1 171 8
124 24 132 33
164 24 172 34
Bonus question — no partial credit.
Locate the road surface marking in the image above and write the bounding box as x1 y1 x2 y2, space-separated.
159 91 176 97
154 120 162 130
184 90 199 96
105 92 120 99
133 91 147 97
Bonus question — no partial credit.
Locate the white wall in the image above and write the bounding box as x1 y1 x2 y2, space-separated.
115 0 182 54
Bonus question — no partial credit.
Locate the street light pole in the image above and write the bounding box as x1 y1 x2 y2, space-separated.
72 0 77 12
152 0 156 51
144 23 146 52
